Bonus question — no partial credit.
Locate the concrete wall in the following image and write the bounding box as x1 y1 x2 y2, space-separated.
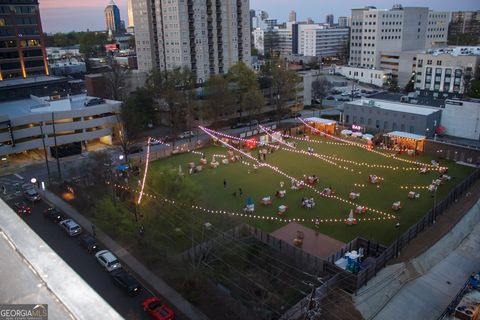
343 101 441 137
441 100 480 140
336 66 386 87
0 102 120 156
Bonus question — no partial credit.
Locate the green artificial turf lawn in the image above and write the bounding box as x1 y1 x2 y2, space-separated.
148 135 474 245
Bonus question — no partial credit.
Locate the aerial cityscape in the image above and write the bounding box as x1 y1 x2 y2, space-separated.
0 0 479 320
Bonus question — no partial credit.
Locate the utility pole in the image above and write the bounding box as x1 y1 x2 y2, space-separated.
39 122 52 186
51 112 62 181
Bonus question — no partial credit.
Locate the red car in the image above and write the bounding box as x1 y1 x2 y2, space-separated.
143 297 176 320
15 202 31 215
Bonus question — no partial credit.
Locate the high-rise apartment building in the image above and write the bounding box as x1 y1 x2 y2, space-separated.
0 0 48 80
127 0 134 28
326 14 334 26
105 0 122 34
289 10 297 23
448 11 480 45
133 0 251 81
338 16 351 28
349 5 449 69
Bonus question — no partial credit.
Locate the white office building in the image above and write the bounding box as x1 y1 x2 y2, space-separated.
297 24 349 58
338 16 351 28
133 0 251 81
349 5 449 69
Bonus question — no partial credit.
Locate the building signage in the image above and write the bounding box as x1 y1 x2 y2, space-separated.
352 124 363 131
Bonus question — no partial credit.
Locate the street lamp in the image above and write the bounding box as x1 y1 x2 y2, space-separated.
119 154 125 161
30 178 37 185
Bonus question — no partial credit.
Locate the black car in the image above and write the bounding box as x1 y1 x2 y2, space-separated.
84 98 106 106
43 207 65 223
230 122 247 129
326 96 335 100
110 269 142 295
78 234 99 253
127 146 143 155
337 97 351 102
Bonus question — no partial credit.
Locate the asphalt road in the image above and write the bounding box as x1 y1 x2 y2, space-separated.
0 175 155 320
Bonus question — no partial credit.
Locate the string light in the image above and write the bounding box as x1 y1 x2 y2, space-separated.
110 182 396 224
297 118 448 171
200 126 397 220
137 137 151 204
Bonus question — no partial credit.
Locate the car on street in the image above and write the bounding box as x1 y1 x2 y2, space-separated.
110 269 142 295
23 188 41 202
15 202 31 215
326 96 335 100
259 118 273 124
95 250 122 272
143 297 177 320
149 139 162 146
177 131 194 139
230 122 247 129
337 97 351 102
43 207 65 223
59 219 82 236
78 234 99 253
340 91 350 96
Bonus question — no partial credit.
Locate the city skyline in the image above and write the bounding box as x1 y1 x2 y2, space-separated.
39 0 480 33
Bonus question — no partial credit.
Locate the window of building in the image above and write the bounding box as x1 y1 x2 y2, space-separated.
375 119 380 128
409 125 415 133
384 121 388 130
427 60 432 65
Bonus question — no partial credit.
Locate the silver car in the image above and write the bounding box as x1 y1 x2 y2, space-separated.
95 250 122 272
59 219 82 236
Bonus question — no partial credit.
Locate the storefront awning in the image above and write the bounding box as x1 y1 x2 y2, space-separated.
386 131 426 141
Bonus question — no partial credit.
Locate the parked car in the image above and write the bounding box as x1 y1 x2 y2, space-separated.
111 269 142 295
178 131 194 139
127 146 143 155
95 250 122 272
84 98 105 107
24 188 41 202
326 96 335 100
259 118 273 124
331 89 342 95
230 122 247 129
337 97 351 102
149 139 162 146
247 119 259 126
340 91 350 96
143 297 177 320
59 219 82 236
15 202 31 215
78 234 98 253
43 207 64 223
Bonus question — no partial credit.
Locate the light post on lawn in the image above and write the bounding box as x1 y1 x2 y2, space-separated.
432 187 437 224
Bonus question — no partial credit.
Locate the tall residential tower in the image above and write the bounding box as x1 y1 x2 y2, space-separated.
133 0 251 82
0 0 48 80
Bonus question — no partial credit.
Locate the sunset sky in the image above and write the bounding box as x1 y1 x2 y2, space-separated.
39 0 480 33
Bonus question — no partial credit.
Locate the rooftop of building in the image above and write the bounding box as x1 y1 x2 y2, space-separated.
0 75 67 89
423 46 480 57
347 98 440 116
368 91 451 108
0 93 120 119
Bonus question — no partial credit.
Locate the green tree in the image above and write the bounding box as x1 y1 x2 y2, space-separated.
404 75 415 93
311 76 332 108
448 32 477 46
203 75 235 128
147 68 196 144
117 88 155 160
260 57 300 123
94 196 137 242
467 80 480 98
227 62 265 120
79 32 107 56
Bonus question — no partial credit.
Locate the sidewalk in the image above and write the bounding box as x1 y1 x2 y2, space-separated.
40 189 209 320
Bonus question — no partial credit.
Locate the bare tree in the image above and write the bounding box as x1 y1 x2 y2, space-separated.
311 76 333 109
104 60 130 101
